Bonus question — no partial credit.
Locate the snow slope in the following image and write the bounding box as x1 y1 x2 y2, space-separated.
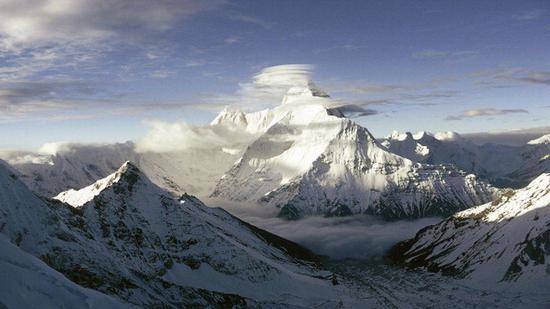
0 234 130 309
212 85 496 219
527 133 550 145
504 135 550 187
2 160 375 307
388 173 550 292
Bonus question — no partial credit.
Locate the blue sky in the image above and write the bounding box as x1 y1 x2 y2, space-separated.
0 0 549 150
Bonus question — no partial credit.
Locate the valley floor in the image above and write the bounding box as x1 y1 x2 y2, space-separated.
212 201 549 308
328 259 550 308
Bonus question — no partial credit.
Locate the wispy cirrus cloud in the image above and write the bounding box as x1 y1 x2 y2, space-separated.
340 83 405 94
512 9 546 21
513 71 550 85
228 13 274 29
412 49 479 60
472 68 550 87
0 0 224 121
446 108 528 121
313 44 368 54
224 36 241 44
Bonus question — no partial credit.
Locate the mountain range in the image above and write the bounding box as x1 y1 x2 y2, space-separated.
382 131 549 188
0 82 548 307
0 160 377 307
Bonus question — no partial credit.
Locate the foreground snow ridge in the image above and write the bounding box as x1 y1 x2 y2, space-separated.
1 160 377 307
389 173 550 292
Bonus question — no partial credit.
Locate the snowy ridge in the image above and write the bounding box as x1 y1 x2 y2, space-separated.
389 173 550 292
382 131 550 187
212 86 496 219
54 161 134 207
0 161 375 307
527 133 550 145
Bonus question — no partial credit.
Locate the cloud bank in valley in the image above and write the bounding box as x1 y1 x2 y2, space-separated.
215 202 441 260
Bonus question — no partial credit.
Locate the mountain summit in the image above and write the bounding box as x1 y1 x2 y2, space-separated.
281 82 330 105
212 86 496 219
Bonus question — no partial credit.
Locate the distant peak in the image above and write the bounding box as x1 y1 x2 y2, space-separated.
54 161 144 207
388 131 414 141
210 106 247 127
527 133 550 145
412 131 433 140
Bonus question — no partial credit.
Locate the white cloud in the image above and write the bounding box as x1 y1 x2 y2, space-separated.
0 0 222 50
412 49 478 60
446 108 528 120
38 141 73 155
251 64 313 89
228 13 273 29
0 0 224 120
224 36 241 44
136 119 257 153
225 64 315 109
217 203 441 260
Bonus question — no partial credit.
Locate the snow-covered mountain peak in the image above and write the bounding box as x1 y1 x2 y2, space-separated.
387 131 414 141
387 130 462 143
209 106 248 127
54 161 144 207
213 103 495 219
433 131 463 141
281 82 330 105
412 131 432 140
527 133 550 145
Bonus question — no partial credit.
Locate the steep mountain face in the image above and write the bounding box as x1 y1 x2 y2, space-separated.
212 86 496 219
388 173 550 292
504 134 550 187
3 142 240 199
381 131 549 187
1 160 369 307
